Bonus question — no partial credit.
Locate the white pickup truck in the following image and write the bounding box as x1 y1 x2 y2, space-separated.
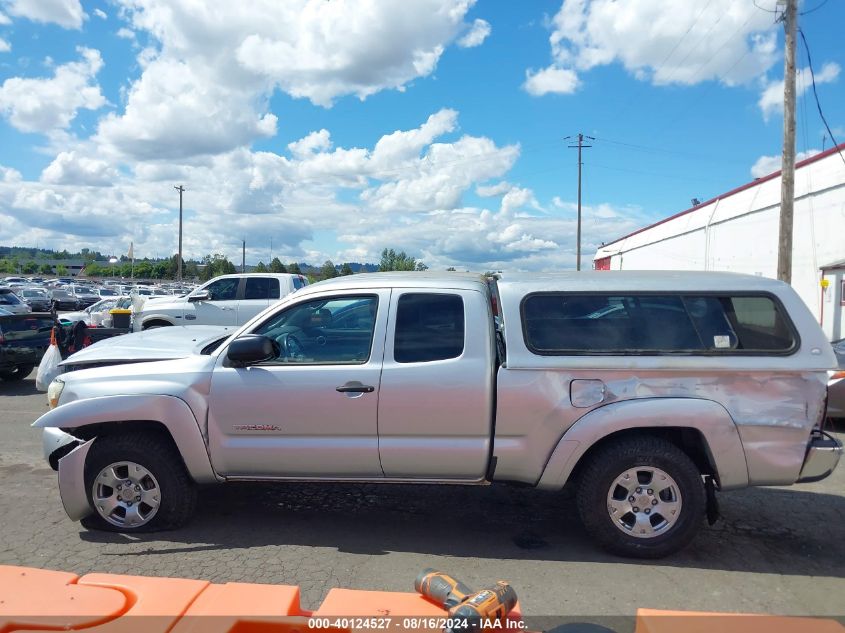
36 271 841 558
131 273 308 331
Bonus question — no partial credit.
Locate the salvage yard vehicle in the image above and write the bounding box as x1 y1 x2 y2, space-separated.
36 272 841 558
131 273 309 331
1 312 54 381
0 287 32 315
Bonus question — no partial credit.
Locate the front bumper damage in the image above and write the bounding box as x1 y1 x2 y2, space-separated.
797 430 842 483
51 429 94 521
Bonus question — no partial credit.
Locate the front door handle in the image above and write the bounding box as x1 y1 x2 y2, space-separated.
336 381 375 393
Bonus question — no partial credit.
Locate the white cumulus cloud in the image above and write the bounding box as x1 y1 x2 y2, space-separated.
97 0 479 160
2 0 85 29
750 149 821 179
41 151 120 186
523 66 580 96
458 18 491 48
759 62 840 120
0 47 106 133
0 37 9 52
527 0 778 97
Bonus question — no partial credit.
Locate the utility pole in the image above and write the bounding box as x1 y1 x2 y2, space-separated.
566 133 594 271
777 0 797 284
242 239 246 273
174 185 186 282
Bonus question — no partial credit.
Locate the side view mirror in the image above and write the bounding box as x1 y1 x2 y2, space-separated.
188 290 210 302
227 335 278 366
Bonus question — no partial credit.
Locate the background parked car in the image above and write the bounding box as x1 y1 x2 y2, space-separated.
49 289 80 312
68 285 100 309
20 288 52 312
0 288 32 315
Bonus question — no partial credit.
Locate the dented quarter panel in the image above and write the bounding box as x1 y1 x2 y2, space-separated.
491 273 837 489
493 367 829 488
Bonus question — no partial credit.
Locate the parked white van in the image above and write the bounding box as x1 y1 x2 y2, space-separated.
132 273 308 331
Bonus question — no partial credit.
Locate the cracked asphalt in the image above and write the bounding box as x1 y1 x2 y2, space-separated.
1 371 844 622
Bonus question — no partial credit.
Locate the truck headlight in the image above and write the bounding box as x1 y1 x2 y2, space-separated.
47 378 65 409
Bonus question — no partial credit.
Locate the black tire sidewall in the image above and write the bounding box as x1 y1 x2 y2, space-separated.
83 433 196 532
0 364 33 381
577 438 705 558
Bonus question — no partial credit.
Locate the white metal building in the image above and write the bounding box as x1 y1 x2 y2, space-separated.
593 143 845 341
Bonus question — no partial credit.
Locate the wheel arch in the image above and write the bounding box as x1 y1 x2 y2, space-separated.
141 316 176 329
537 397 749 491
34 394 219 484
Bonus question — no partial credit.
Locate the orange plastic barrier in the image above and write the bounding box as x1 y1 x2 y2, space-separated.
635 608 845 633
0 565 522 633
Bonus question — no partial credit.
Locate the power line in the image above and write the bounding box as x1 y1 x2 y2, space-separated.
797 27 845 167
591 136 748 165
800 0 829 16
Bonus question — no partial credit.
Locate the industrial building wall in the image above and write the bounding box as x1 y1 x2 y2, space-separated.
597 147 845 339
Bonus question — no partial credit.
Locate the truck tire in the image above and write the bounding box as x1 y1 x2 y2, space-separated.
576 435 705 558
0 364 34 381
81 432 197 533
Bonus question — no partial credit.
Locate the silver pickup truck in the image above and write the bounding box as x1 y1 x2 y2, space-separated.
35 271 841 558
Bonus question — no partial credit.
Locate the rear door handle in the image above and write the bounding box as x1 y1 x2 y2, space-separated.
336 381 375 393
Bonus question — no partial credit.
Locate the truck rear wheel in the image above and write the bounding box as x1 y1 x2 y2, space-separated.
576 435 705 558
0 364 34 381
81 432 197 532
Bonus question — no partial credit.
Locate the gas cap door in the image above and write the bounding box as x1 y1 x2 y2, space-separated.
571 379 607 408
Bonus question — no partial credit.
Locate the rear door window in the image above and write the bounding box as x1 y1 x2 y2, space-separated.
394 293 465 363
244 277 280 300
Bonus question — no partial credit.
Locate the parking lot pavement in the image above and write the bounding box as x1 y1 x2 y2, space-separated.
1 372 844 622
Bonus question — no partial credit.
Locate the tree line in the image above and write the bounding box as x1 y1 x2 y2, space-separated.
0 247 429 281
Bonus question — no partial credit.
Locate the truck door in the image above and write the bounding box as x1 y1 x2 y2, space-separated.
377 289 495 480
187 277 239 326
236 276 278 324
206 290 390 477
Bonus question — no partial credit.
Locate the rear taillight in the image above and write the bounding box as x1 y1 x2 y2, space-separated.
832 371 845 380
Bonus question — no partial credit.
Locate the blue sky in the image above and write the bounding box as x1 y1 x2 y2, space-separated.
0 0 842 270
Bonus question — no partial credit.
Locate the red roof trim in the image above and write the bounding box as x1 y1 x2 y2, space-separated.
599 141 845 251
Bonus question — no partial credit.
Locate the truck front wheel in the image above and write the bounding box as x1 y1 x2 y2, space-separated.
576 435 705 558
81 432 197 532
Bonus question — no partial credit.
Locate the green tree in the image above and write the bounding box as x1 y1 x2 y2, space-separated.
134 261 153 279
22 261 38 274
55 264 68 276
288 262 302 274
269 257 287 273
320 260 339 279
83 262 104 277
254 261 268 272
39 263 54 275
378 248 427 271
184 261 199 279
340 263 353 276
0 259 13 274
153 261 169 279
166 254 185 279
